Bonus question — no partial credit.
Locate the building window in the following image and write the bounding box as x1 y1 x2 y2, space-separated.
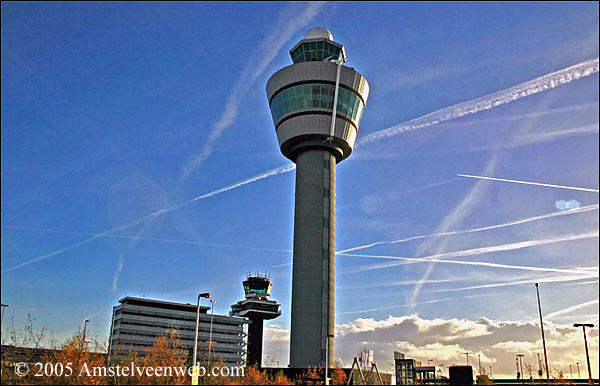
270 83 364 126
291 42 341 63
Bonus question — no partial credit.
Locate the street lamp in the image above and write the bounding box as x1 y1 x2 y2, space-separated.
534 283 550 383
1 303 10 344
1 304 10 327
208 299 217 367
577 362 581 379
82 319 90 348
324 333 335 385
517 354 525 383
192 292 211 385
573 323 594 385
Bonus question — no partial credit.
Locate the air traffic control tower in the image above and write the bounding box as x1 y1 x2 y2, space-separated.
230 273 281 366
266 27 369 368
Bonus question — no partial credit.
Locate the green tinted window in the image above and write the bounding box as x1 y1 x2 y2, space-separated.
291 41 342 63
270 83 364 126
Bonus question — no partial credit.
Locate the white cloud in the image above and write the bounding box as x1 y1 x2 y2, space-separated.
264 314 599 378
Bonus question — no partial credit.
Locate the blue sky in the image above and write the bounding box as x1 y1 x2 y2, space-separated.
1 2 598 377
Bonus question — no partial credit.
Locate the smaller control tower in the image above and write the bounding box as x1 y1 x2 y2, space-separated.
231 273 281 366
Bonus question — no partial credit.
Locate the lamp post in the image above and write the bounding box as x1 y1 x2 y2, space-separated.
573 323 594 384
1 303 10 344
82 319 90 349
208 299 217 367
192 292 211 386
517 354 525 383
1 304 10 328
534 283 550 383
577 362 581 379
325 333 334 385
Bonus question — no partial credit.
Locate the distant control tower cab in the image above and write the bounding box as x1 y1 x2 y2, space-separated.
230 273 281 366
266 27 369 368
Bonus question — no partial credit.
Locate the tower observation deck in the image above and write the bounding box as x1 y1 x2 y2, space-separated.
230 273 281 366
266 27 370 368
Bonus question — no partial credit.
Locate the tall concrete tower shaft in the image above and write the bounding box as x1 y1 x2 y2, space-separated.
266 27 369 368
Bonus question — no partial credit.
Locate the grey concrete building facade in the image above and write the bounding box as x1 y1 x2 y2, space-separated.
108 297 247 366
266 27 369 368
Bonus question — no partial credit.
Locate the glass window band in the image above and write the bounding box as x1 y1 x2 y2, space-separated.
270 83 364 127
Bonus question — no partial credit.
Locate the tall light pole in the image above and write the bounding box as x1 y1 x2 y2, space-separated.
192 292 211 386
577 362 581 379
517 354 525 383
1 304 10 327
82 319 90 349
534 283 550 383
573 323 594 384
1 303 10 344
208 299 217 367
324 333 334 385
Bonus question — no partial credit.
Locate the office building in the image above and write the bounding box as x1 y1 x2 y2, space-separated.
108 297 247 366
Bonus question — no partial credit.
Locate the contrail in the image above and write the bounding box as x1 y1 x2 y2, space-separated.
112 216 156 292
1 164 295 274
340 252 598 276
546 299 599 320
357 57 599 145
409 150 500 308
346 229 599 270
427 274 598 293
458 174 599 193
179 2 324 181
337 204 599 254
336 293 499 315
5 59 598 273
560 280 599 287
339 278 456 291
1 225 292 253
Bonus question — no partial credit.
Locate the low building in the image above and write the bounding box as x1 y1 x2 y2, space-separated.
108 297 248 366
415 365 439 382
394 351 420 385
449 365 473 385
394 352 442 385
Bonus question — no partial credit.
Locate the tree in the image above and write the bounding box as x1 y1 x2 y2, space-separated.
46 330 106 385
330 367 347 385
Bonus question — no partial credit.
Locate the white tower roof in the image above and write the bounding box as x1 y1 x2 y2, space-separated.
304 27 334 41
